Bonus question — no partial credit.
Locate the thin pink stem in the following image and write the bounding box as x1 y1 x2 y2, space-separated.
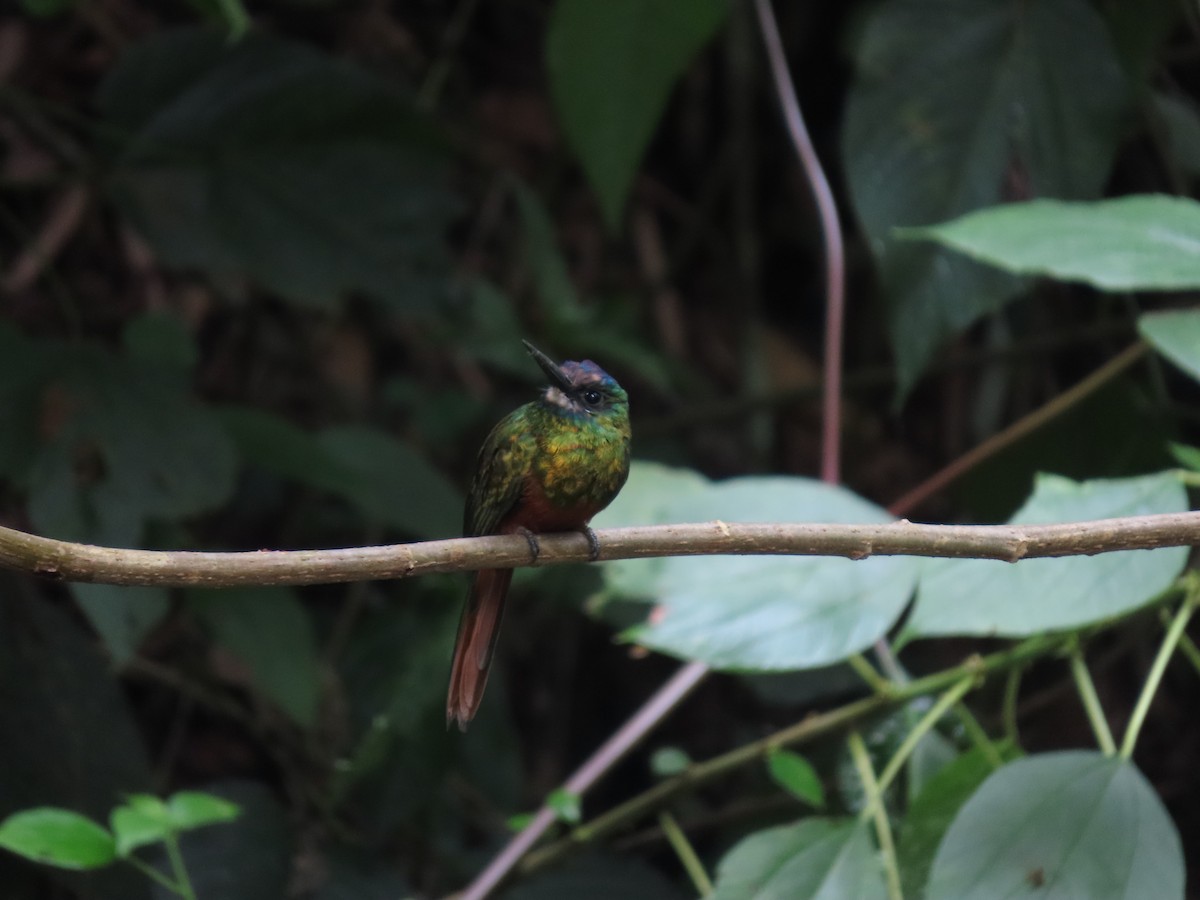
456 661 709 899
753 0 846 486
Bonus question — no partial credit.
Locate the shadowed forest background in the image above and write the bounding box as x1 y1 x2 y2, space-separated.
3 0 1200 897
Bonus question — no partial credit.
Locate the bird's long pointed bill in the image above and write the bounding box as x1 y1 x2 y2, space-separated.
523 340 572 391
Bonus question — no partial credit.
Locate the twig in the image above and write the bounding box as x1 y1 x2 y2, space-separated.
754 0 845 484
0 512 1197 588
658 811 714 896
519 635 1064 875
459 661 708 900
889 342 1149 514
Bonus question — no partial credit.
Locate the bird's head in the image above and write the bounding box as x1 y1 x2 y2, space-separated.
524 340 628 421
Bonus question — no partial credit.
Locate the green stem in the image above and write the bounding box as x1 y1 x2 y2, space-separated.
162 831 198 900
520 635 1065 876
1120 588 1198 759
1171 623 1200 677
847 653 891 694
1001 666 1023 750
658 811 714 897
849 732 903 900
864 676 975 819
954 702 1004 770
1068 643 1116 756
125 854 184 895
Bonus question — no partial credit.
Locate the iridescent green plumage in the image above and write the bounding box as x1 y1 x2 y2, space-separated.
447 343 631 729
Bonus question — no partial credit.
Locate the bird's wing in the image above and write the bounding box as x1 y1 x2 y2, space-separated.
463 410 537 537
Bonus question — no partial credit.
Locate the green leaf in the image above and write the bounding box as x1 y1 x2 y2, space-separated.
897 742 1016 898
547 0 728 229
598 468 917 670
591 461 709 601
908 472 1188 638
907 197 1200 291
189 588 321 727
767 750 825 809
167 792 241 831
1168 442 1200 472
927 751 1183 899
843 0 1132 393
0 809 116 870
546 788 582 825
712 819 886 899
317 425 462 539
70 584 170 666
99 28 456 311
167 781 291 900
650 747 691 778
110 797 169 857
26 346 236 548
1139 309 1200 383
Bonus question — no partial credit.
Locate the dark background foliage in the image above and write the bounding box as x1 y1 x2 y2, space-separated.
2 0 1199 896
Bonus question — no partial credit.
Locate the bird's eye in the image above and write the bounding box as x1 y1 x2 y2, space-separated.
582 389 603 406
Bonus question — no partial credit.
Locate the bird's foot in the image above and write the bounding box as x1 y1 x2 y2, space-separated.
515 526 541 564
580 526 601 562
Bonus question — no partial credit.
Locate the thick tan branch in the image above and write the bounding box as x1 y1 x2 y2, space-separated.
0 512 1196 588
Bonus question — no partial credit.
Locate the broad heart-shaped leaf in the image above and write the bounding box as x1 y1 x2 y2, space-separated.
189 588 321 728
0 809 116 870
909 197 1200 291
99 28 456 311
843 0 1131 394
712 819 886 900
597 466 917 671
907 472 1187 638
926 751 1183 899
547 0 728 230
897 741 1017 898
1139 308 1200 384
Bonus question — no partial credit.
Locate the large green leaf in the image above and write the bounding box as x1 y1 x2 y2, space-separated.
908 197 1200 290
189 588 321 727
99 28 456 311
897 742 1016 898
843 0 1131 393
926 751 1183 899
595 464 917 670
1139 309 1200 383
0 809 116 871
711 819 886 900
908 472 1188 638
547 0 728 229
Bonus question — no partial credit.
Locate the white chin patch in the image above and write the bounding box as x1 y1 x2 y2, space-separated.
544 386 573 409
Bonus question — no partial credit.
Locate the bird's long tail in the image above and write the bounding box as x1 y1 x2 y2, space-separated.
446 568 513 731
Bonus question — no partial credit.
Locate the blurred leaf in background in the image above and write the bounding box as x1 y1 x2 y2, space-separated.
99 28 458 312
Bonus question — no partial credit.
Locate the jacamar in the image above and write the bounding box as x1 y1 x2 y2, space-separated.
446 341 631 730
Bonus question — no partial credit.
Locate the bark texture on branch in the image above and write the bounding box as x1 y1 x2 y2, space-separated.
0 513 1195 588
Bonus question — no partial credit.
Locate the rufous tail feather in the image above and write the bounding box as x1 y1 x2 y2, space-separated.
446 568 513 731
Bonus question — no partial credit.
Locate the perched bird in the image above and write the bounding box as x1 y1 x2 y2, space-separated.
447 341 631 730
